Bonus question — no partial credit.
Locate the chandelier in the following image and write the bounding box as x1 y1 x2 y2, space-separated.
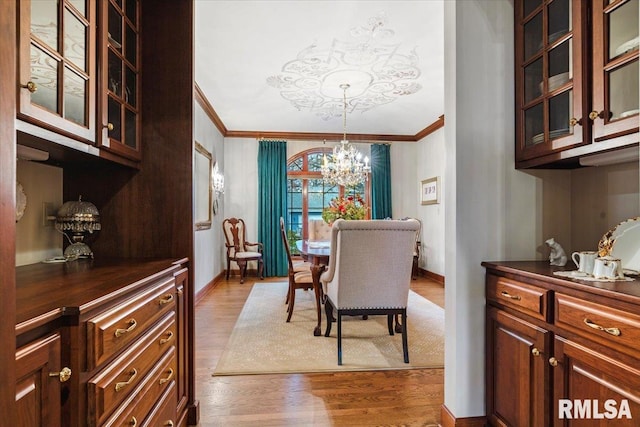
321 84 370 187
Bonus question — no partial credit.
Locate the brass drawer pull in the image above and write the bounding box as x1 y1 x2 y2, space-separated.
531 347 541 357
130 416 137 426
164 421 174 427
583 318 621 336
115 319 137 337
159 368 174 385
549 357 558 367
49 367 72 382
159 294 174 305
159 331 174 345
115 368 138 392
500 291 521 301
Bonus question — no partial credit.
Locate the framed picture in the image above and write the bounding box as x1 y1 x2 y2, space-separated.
194 142 213 230
421 176 440 205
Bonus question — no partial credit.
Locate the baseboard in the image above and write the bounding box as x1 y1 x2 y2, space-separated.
194 271 226 306
440 404 486 427
419 267 445 285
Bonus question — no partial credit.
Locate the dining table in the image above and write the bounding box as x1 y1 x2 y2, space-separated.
295 240 331 336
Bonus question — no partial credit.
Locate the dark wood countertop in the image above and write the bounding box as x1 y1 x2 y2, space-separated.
16 258 183 333
482 260 640 304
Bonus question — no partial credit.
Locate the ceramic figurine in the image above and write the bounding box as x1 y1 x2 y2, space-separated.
545 237 567 266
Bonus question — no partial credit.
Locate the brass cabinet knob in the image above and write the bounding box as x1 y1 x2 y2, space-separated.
104 123 114 131
164 421 174 427
531 347 541 357
569 117 582 127
49 367 72 382
549 357 558 367
130 416 137 426
589 110 605 121
21 81 37 93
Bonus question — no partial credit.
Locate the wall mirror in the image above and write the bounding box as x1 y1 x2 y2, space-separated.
195 142 212 230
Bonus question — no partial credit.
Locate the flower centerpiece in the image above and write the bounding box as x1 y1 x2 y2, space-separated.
321 195 367 225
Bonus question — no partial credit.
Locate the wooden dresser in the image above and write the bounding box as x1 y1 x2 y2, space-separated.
16 258 188 427
483 261 640 427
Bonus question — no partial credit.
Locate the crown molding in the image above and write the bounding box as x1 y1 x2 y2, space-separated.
194 82 227 135
194 81 444 142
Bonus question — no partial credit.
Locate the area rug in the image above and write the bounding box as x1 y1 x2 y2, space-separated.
213 282 444 375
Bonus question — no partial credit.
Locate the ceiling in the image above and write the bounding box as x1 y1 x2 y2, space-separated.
194 1 444 141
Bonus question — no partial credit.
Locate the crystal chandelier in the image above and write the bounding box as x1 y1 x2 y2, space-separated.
321 84 370 187
213 163 224 196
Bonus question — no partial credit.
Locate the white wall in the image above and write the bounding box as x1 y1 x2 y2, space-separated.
193 103 225 295
15 160 63 266
442 0 572 417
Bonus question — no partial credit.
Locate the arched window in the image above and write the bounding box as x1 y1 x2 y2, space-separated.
285 148 370 252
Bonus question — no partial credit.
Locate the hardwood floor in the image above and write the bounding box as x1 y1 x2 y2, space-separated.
194 275 445 426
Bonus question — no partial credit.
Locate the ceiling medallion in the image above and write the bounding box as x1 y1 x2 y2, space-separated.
267 13 422 121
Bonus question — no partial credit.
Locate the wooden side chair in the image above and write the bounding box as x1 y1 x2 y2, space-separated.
279 217 313 322
222 217 264 284
320 219 419 365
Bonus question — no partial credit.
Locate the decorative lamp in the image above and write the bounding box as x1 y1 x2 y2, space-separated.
320 83 370 187
55 196 101 259
213 163 224 196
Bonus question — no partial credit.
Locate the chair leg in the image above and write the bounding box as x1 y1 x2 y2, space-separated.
286 287 295 323
401 310 409 363
412 255 418 280
238 260 246 283
258 259 264 279
387 315 394 335
226 258 231 280
337 311 343 365
394 314 403 334
324 299 334 337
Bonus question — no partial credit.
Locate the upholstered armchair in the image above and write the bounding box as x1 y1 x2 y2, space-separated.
222 217 264 284
320 219 420 365
308 219 332 241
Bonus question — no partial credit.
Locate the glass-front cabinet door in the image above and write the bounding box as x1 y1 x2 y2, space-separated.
516 0 588 162
18 0 96 143
99 0 140 160
591 0 639 142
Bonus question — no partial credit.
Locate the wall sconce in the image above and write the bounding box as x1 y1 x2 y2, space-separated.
213 163 224 196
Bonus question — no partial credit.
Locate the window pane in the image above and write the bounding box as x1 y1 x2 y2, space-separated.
524 12 542 60
609 60 639 120
68 0 85 16
64 7 86 71
32 0 58 51
609 0 639 60
547 0 570 44
64 67 86 125
31 45 59 113
525 103 543 146
549 90 572 137
288 157 303 171
308 152 324 171
108 96 121 141
125 107 136 148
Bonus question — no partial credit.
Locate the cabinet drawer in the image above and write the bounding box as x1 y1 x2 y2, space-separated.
555 293 640 358
487 275 550 321
141 381 177 427
88 313 176 426
102 347 177 427
87 276 176 369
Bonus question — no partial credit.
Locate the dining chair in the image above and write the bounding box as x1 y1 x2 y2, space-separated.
320 219 419 365
222 217 264 284
280 217 314 322
308 219 332 241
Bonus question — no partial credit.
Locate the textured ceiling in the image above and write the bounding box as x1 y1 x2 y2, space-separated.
194 1 444 139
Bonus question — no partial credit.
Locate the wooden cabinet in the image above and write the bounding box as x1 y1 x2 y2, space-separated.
515 0 639 168
484 261 640 426
486 307 550 427
16 259 188 427
15 333 69 427
17 0 97 143
98 0 141 160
